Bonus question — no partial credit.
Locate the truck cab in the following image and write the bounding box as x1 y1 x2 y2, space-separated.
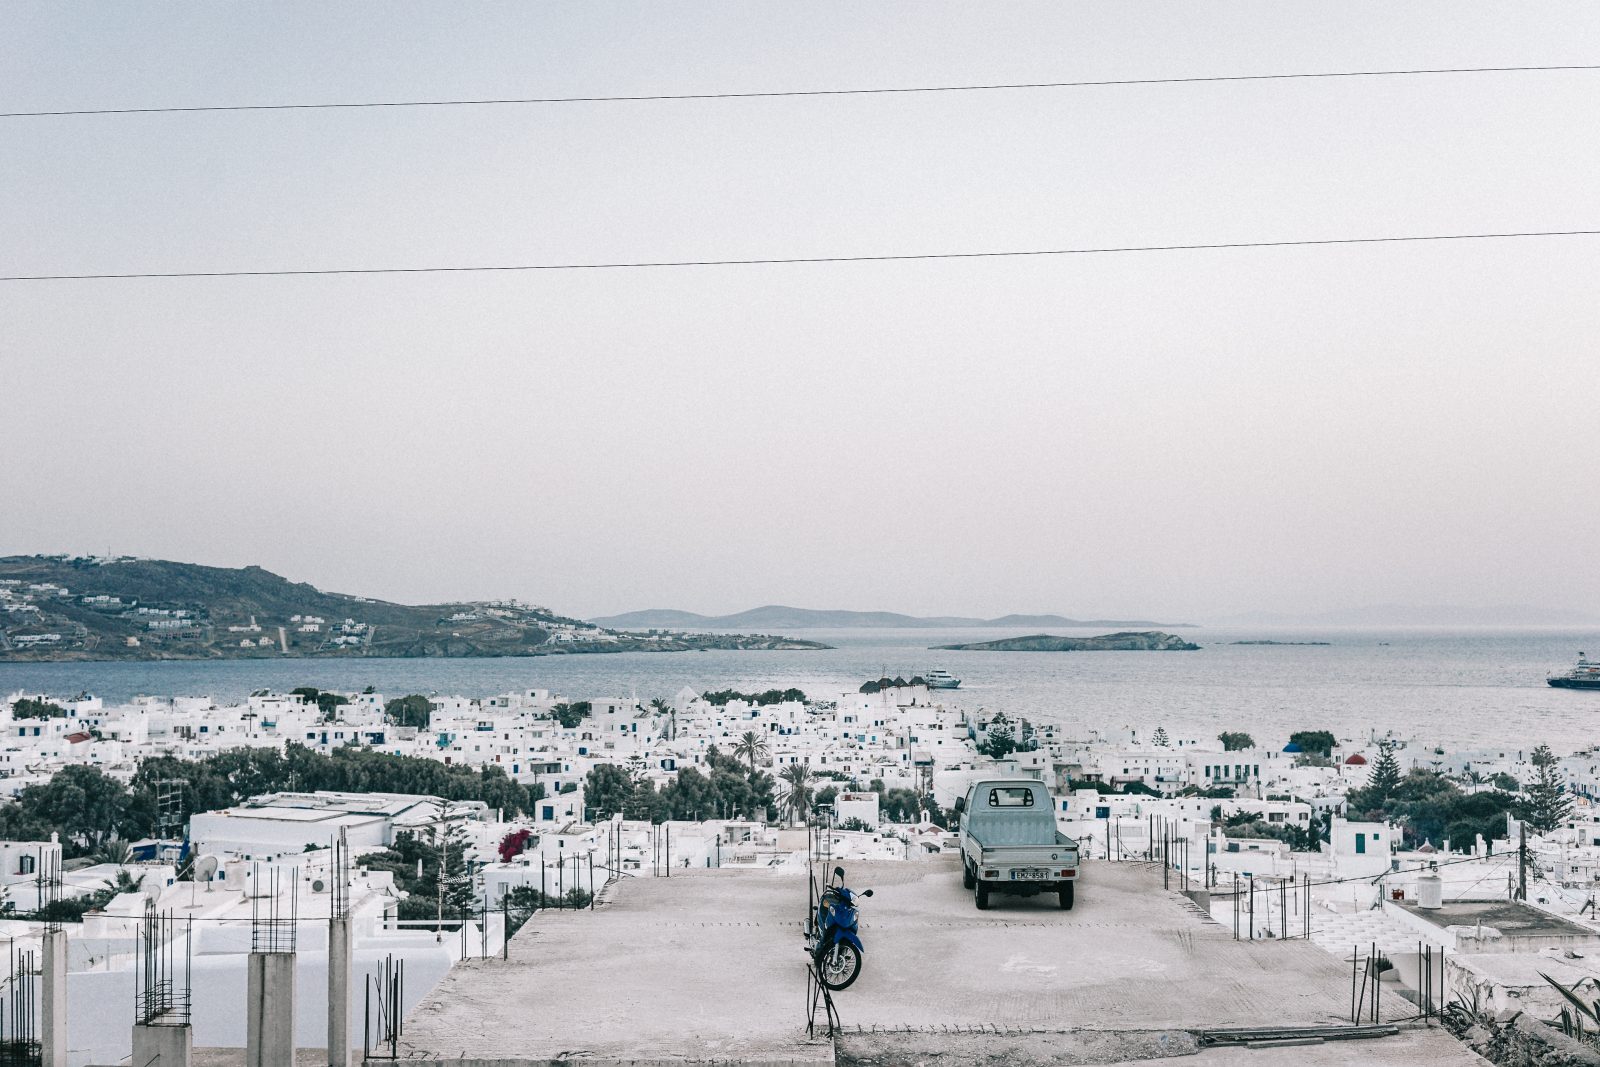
959 778 1080 910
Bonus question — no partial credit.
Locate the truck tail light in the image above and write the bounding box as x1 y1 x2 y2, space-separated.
1059 869 1074 878
984 870 997 879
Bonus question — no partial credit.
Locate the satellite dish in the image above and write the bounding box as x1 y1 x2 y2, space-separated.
194 854 220 888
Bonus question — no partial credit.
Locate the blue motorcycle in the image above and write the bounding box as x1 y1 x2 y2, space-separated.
807 865 873 990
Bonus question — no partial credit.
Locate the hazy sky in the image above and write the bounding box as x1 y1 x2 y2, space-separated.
4 4 1599 621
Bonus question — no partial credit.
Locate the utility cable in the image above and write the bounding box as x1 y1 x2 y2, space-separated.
1204 848 1517 896
5 228 1599 283
5 63 1599 118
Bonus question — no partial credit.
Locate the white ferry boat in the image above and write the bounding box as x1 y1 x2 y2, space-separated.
1549 653 1600 690
925 669 961 690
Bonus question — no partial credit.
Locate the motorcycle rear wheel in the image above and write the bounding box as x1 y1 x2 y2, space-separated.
816 941 862 990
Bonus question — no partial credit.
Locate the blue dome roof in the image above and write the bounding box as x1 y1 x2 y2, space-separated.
1282 742 1303 753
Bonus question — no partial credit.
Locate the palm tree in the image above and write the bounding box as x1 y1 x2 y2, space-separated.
777 761 815 825
104 869 144 895
732 731 770 774
649 698 676 741
93 837 134 866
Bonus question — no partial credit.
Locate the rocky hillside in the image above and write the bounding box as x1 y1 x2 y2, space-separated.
0 556 829 661
593 605 1191 629
933 631 1201 652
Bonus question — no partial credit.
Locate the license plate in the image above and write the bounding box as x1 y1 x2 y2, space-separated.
1011 868 1049 881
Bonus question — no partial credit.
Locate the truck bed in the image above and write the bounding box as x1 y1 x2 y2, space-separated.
967 828 1079 869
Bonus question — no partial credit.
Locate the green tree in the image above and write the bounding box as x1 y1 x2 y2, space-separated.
12 698 67 720
1345 765 1523 852
977 715 1017 759
777 761 815 825
384 694 433 729
1179 784 1237 799
880 788 927 822
1218 732 1254 751
92 837 134 865
731 731 770 774
368 822 473 921
503 884 542 935
429 817 477 916
701 689 806 707
585 765 635 819
0 741 546 858
621 779 663 822
1151 726 1171 747
747 770 776 820
552 702 592 729
1525 744 1573 833
1223 815 1321 852
1367 741 1402 801
1290 730 1336 758
8 766 129 851
648 697 675 739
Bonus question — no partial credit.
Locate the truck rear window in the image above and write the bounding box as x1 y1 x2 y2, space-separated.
989 787 1035 807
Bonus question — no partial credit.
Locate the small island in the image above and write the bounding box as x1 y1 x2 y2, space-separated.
1230 640 1331 646
932 631 1201 652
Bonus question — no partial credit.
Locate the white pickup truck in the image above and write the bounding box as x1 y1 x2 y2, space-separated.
958 778 1081 910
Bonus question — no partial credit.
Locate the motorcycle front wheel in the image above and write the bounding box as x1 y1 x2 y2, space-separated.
816 941 862 990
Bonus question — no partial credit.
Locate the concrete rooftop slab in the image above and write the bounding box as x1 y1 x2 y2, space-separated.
1394 899 1600 940
399 858 1484 1065
837 1028 1490 1067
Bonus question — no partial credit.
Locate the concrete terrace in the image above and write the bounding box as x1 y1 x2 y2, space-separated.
399 857 1485 1066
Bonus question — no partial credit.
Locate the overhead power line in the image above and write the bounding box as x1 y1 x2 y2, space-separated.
5 228 1598 283
4 64 1598 118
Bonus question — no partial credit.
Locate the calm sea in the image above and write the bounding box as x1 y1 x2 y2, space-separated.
2 626 1598 753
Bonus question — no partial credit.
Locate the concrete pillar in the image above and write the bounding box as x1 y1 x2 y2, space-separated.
41 928 67 1067
246 952 296 1067
132 1023 192 1067
327 916 352 1067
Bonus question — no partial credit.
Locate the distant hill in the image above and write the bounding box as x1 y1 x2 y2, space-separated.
0 556 828 661
591 605 1193 630
934 631 1202 652
1214 604 1600 627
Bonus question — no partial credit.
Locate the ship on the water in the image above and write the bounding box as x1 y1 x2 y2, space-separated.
1549 653 1600 689
925 668 961 690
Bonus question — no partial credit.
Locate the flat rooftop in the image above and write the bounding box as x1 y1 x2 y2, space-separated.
400 858 1483 1066
1394 899 1600 940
